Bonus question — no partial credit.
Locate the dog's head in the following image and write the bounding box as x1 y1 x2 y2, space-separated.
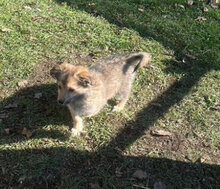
50 63 91 105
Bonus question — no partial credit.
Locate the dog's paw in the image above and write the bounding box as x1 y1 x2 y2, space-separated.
71 128 81 137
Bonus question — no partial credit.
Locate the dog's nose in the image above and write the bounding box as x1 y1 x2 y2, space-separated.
58 99 65 104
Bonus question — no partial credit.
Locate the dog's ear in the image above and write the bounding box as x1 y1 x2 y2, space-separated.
75 67 91 87
50 64 74 80
50 65 62 80
78 75 91 87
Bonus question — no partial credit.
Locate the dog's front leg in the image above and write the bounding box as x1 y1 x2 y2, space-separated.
67 105 83 137
71 115 83 137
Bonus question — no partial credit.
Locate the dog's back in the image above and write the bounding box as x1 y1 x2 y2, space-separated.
89 52 151 101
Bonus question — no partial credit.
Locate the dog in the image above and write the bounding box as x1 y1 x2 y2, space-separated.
50 52 151 136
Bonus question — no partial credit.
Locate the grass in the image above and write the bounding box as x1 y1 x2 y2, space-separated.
0 0 220 188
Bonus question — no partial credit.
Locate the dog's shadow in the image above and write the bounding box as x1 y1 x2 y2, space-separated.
0 83 72 144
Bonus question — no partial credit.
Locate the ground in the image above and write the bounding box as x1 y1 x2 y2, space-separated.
0 0 219 188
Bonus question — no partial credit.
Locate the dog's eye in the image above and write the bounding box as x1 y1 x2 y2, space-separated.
69 88 75 93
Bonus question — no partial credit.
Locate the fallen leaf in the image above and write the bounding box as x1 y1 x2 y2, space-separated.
0 113 8 119
211 4 219 8
162 15 168 18
138 8 144 12
1 28 11 32
23 5 32 10
195 16 206 21
4 128 10 134
187 0 194 7
210 0 219 9
210 106 220 111
34 92 42 99
150 102 162 107
32 15 40 21
18 79 28 88
132 170 147 179
176 119 183 124
192 131 202 139
182 57 187 63
199 155 210 163
21 128 33 138
179 4 185 9
4 103 18 109
90 183 102 189
154 181 166 189
86 32 91 36
185 53 196 59
199 156 206 163
88 3 96 6
30 36 37 41
113 28 121 35
151 129 172 136
81 39 89 43
27 2 36 6
203 7 209 12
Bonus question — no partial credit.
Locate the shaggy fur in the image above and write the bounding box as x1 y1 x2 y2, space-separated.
50 52 151 136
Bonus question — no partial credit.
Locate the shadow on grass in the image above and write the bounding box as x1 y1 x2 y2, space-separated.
0 0 220 188
1 65 219 188
1 146 219 188
0 84 71 144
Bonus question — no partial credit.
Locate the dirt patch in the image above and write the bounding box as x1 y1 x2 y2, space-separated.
126 127 220 165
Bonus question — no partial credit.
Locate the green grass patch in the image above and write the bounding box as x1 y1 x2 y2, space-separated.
0 0 219 188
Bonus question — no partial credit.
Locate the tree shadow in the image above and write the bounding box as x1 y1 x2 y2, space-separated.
0 142 219 188
100 66 209 153
1 64 219 188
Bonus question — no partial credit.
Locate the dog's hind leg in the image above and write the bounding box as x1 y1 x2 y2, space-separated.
113 82 132 112
113 93 129 112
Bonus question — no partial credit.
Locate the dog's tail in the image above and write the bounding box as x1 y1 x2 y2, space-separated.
126 52 151 72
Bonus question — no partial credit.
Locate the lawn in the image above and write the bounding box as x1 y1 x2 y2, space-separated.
0 0 219 188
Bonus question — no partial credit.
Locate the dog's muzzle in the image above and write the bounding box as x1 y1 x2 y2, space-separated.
58 99 65 104
58 96 73 105
58 94 84 105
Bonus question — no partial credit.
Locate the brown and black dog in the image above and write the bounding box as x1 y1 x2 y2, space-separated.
50 52 151 136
